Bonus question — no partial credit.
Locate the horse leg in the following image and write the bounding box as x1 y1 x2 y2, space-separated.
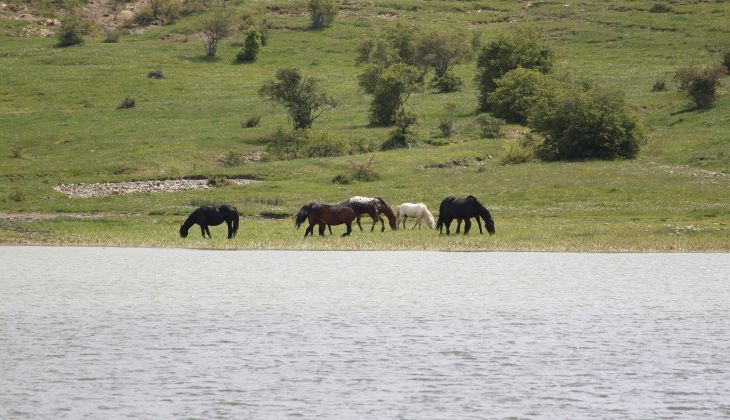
356 216 363 231
445 219 452 235
205 225 213 238
305 223 314 237
318 223 326 236
226 221 233 239
402 215 407 229
464 219 472 235
456 219 462 234
373 215 384 232
199 225 206 238
342 222 352 237
475 215 483 234
328 225 333 235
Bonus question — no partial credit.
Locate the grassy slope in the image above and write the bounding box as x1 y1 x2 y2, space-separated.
0 0 728 251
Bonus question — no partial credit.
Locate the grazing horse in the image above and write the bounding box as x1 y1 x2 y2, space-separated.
395 202 436 229
295 203 359 237
180 205 239 239
342 196 398 232
436 195 495 235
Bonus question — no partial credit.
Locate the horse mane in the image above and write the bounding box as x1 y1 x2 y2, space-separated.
180 208 199 233
294 203 317 229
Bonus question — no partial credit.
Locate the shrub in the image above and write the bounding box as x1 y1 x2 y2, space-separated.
150 0 181 24
414 30 473 92
302 130 346 157
117 96 136 109
438 102 457 138
356 23 419 67
242 114 261 128
649 3 671 13
476 30 554 111
651 79 667 92
11 146 23 158
9 190 28 202
476 114 505 139
102 27 121 43
56 15 85 47
258 18 272 46
350 155 379 181
722 47 730 72
207 175 231 187
236 27 262 63
358 63 424 126
673 65 728 109
259 68 336 130
498 133 540 165
488 68 561 123
200 10 231 60
133 7 155 25
331 174 352 184
382 108 417 150
218 151 245 167
265 127 305 159
531 87 644 160
308 0 338 29
350 136 379 154
148 69 164 79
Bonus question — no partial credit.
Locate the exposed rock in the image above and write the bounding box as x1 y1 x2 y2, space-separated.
53 178 257 198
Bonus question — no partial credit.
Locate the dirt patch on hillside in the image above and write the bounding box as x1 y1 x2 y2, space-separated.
53 178 257 198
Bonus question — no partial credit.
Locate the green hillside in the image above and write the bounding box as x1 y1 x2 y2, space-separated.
0 0 728 251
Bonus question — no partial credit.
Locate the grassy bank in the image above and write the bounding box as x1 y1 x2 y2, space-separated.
1 0 728 251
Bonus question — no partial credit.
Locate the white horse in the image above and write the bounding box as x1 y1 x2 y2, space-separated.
395 203 436 229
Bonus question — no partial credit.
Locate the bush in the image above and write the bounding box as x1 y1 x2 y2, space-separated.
414 30 472 92
242 114 261 128
358 63 424 126
302 130 346 157
102 27 121 43
56 15 85 47
531 87 644 160
117 96 136 109
207 175 231 187
432 73 463 93
259 68 336 129
258 18 272 46
200 10 231 60
308 0 338 29
487 68 561 123
649 3 672 13
218 151 245 167
150 0 181 24
382 108 417 150
498 133 540 165
673 65 727 109
722 48 730 72
133 7 155 25
476 30 554 111
350 136 379 154
476 114 505 139
350 155 379 181
331 174 352 184
236 27 262 63
437 103 457 138
265 127 305 159
9 190 28 202
651 79 667 92
148 69 164 79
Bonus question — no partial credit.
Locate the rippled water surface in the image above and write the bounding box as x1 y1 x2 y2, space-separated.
1 247 729 418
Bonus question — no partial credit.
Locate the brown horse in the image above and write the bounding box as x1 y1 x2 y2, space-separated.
342 196 398 232
295 202 373 237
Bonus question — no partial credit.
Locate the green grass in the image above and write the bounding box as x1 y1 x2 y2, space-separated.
0 0 728 251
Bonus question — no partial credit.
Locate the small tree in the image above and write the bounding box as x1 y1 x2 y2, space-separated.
673 65 727 109
200 10 231 60
530 88 644 161
236 27 262 62
476 30 553 111
56 14 85 47
358 63 424 126
487 68 561 123
309 0 338 29
415 30 473 92
259 68 336 130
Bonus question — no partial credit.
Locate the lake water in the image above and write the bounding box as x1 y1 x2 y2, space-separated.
1 247 729 419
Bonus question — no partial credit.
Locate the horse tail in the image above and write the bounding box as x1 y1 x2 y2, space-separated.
436 199 447 231
294 204 312 229
232 208 239 237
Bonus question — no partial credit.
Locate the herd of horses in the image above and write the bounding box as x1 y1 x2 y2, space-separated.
179 195 495 239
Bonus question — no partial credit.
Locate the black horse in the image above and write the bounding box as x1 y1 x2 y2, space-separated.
436 195 495 235
180 205 239 239
342 196 398 232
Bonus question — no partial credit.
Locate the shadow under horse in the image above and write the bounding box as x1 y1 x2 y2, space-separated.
436 195 495 235
295 203 362 237
180 205 239 239
342 196 398 232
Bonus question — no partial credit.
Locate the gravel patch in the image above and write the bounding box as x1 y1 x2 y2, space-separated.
53 178 257 198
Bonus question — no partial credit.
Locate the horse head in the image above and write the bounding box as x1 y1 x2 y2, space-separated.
485 218 495 235
179 224 189 238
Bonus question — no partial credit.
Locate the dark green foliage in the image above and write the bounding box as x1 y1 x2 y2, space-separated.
651 79 666 92
55 14 85 47
102 27 121 43
236 28 262 63
674 65 727 109
475 30 554 111
382 107 417 150
265 127 305 159
302 130 346 157
200 10 231 60
242 114 261 128
259 68 336 130
476 114 505 139
117 96 136 109
308 0 338 29
218 151 245 167
649 3 671 13
438 102 456 138
264 128 345 159
148 69 164 79
722 48 730 72
358 63 423 126
350 155 379 181
356 23 419 66
488 68 561 123
531 88 644 160
331 174 351 184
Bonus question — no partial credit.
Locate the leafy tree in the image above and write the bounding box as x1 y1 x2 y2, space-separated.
259 68 336 129
308 0 338 29
56 14 86 47
236 27 262 62
200 10 231 60
415 30 473 92
356 23 419 66
358 63 424 126
476 30 553 111
673 65 727 109
530 87 644 161
488 68 562 123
